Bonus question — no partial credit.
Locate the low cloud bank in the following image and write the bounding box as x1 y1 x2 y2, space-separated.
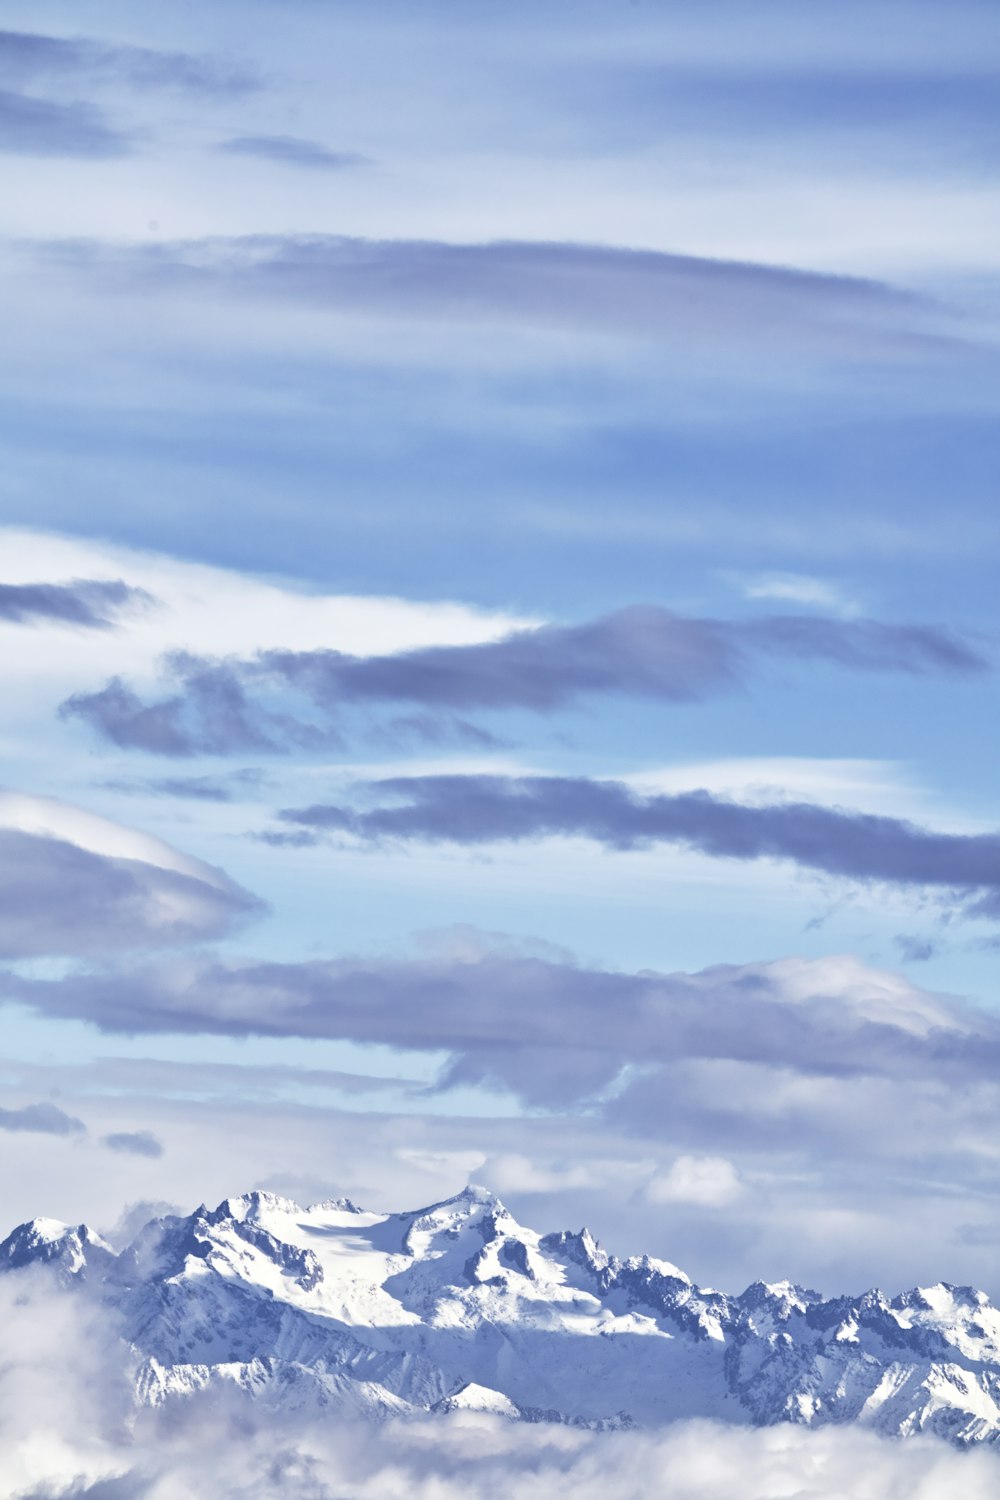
0 1267 995 1496
1 1327 996 1500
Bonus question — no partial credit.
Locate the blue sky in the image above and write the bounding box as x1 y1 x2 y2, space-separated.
2 0 1000 1298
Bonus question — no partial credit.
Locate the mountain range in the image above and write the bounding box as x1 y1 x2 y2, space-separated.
2 1184 998 1447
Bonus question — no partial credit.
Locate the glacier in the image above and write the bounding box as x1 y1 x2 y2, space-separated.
2 1183 998 1448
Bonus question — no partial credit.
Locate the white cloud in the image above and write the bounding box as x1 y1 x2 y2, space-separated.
477 1153 656 1196
0 527 537 698
647 1156 745 1209
740 572 860 615
0 790 231 892
396 1148 488 1181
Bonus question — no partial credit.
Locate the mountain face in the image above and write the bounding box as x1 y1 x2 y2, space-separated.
2 1185 999 1447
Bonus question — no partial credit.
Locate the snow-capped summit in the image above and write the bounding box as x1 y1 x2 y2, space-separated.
1 1186 999 1448
0 1216 113 1278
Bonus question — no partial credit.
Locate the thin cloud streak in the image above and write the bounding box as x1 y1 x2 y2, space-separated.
0 28 260 94
28 233 942 358
0 88 131 158
219 135 370 171
102 1130 163 1158
0 1102 84 1136
0 579 152 629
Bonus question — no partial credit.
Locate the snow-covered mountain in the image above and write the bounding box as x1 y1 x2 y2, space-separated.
2 1185 998 1447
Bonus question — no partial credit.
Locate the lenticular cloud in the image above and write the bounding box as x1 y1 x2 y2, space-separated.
0 793 260 956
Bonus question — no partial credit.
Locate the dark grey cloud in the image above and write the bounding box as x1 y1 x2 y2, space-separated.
0 1101 84 1136
0 88 131 157
31 232 939 358
0 579 151 629
278 773 1000 915
0 828 261 959
0 29 259 95
59 605 986 756
102 1130 163 1159
219 135 370 171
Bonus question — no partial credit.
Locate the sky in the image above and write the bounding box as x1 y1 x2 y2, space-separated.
2 0 1000 1314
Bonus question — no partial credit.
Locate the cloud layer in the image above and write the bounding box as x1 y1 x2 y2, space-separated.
9 945 992 1106
0 1296 996 1500
31 232 946 361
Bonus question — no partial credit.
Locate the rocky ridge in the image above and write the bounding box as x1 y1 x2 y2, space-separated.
2 1184 998 1446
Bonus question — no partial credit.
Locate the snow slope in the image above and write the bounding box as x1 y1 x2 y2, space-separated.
2 1185 998 1446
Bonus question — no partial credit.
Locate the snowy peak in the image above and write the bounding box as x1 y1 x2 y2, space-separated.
433 1381 521 1419
2 1186 1000 1448
0 1216 112 1278
400 1184 514 1248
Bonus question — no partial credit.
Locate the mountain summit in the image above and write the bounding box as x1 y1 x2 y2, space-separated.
2 1186 998 1446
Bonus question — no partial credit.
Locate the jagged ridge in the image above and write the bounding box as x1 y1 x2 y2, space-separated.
2 1184 998 1446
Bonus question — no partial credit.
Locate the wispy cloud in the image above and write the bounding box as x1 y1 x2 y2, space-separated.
0 579 152 629
100 770 267 803
0 1102 84 1136
102 1129 163 1158
0 28 259 95
218 135 370 171
738 573 859 615
0 88 132 158
29 233 942 359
